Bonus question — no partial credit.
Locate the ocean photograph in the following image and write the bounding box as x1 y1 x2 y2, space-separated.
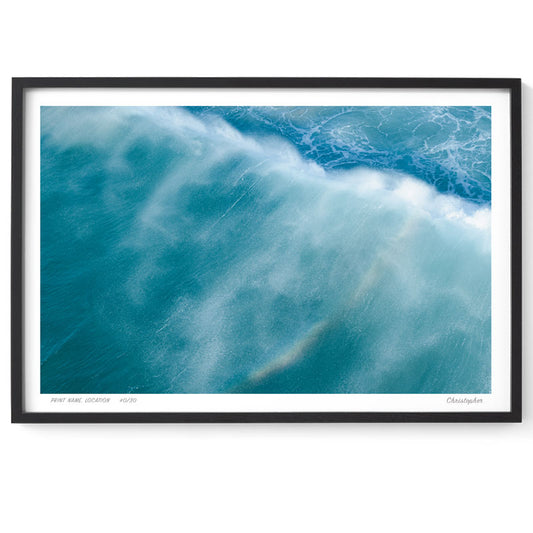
40 105 491 394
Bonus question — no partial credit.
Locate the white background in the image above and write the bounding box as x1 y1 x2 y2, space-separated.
0 1 531 532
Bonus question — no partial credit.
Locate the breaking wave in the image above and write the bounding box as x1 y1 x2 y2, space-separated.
40 106 491 393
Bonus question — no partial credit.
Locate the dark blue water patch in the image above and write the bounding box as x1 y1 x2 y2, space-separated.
186 106 491 205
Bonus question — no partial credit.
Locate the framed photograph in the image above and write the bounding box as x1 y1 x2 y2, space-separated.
12 78 522 423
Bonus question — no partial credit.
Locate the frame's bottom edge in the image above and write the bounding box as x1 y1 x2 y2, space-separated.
11 411 521 423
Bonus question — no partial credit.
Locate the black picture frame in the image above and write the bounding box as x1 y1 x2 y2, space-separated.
12 77 522 423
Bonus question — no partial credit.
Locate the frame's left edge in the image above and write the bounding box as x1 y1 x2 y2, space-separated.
12 78 25 423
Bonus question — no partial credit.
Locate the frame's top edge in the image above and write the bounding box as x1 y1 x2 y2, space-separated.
12 77 521 90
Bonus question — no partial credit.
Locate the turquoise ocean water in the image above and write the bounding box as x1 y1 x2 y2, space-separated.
40 106 491 393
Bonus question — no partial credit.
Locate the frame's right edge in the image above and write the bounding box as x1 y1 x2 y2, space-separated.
510 78 522 422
